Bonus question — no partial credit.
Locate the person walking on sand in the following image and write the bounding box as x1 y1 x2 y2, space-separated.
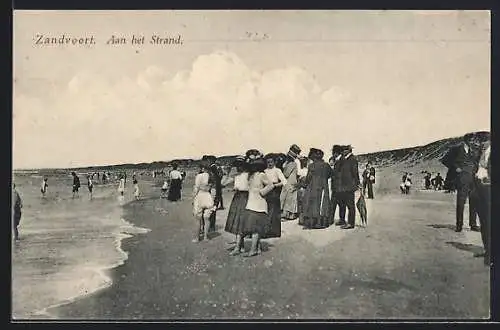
12 183 23 241
133 172 140 200
87 174 94 200
71 172 80 198
225 156 250 255
40 177 48 197
192 162 216 242
118 175 125 197
280 144 302 221
335 145 361 230
362 162 376 199
239 150 274 257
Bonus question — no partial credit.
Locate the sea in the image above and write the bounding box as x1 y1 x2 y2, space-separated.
11 171 151 319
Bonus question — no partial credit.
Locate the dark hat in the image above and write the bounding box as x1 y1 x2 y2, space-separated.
232 155 246 167
245 149 266 171
463 133 474 141
245 149 263 161
332 144 343 154
308 148 324 160
287 144 301 158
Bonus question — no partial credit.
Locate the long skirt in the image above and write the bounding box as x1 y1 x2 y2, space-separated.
241 209 268 236
168 179 182 201
262 188 282 238
224 191 249 235
280 184 298 220
301 187 331 229
297 188 305 225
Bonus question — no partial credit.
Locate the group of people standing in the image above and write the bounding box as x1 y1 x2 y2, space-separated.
190 144 373 257
441 133 491 266
422 171 444 190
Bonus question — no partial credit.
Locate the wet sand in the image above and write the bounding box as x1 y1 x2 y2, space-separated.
48 177 489 320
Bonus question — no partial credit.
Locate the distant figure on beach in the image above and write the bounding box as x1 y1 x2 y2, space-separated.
40 177 48 197
424 171 432 190
433 173 443 190
362 162 375 199
87 175 94 199
12 183 23 241
161 180 168 199
133 172 140 200
102 172 107 184
192 161 216 242
118 176 125 196
71 172 80 198
225 155 249 255
167 163 183 202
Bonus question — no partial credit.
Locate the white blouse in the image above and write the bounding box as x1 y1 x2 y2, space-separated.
264 167 287 185
234 172 249 191
170 170 182 180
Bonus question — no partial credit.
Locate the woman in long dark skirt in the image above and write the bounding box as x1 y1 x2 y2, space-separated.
297 156 310 226
167 163 183 201
232 150 273 257
301 148 333 229
262 154 287 238
225 156 249 253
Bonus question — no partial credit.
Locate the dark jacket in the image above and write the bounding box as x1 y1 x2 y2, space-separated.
335 154 360 192
451 143 480 174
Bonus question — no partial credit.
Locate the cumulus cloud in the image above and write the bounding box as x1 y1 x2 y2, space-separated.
12 50 415 168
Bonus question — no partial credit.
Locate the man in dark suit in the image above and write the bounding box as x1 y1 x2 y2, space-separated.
472 140 491 266
330 145 346 226
335 145 361 230
443 133 480 232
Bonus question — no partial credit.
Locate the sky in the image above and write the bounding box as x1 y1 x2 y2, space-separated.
13 10 490 169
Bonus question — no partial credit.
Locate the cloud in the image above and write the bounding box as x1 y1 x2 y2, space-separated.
12 49 488 169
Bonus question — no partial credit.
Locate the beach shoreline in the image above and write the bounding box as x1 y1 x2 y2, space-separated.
44 178 489 320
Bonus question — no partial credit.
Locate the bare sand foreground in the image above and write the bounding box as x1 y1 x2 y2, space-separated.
47 170 489 320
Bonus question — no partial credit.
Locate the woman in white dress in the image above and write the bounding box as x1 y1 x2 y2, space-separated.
192 162 216 242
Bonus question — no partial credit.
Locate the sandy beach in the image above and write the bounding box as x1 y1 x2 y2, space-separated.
45 171 489 320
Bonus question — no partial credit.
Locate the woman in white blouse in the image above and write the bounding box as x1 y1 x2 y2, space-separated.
239 150 274 256
225 156 250 255
192 163 216 242
262 154 287 238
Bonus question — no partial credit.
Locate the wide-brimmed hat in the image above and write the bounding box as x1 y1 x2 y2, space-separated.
287 144 301 158
232 155 246 167
308 148 324 160
332 144 343 154
201 155 217 163
245 149 266 171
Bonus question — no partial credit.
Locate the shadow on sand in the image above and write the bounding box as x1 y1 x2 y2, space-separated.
445 241 484 255
428 224 456 231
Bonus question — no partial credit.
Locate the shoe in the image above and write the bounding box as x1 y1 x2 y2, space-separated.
229 249 241 256
341 225 355 229
336 222 346 226
470 226 480 232
474 252 486 258
455 228 462 232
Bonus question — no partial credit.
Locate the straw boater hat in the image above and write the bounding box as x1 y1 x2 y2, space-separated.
287 144 302 159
